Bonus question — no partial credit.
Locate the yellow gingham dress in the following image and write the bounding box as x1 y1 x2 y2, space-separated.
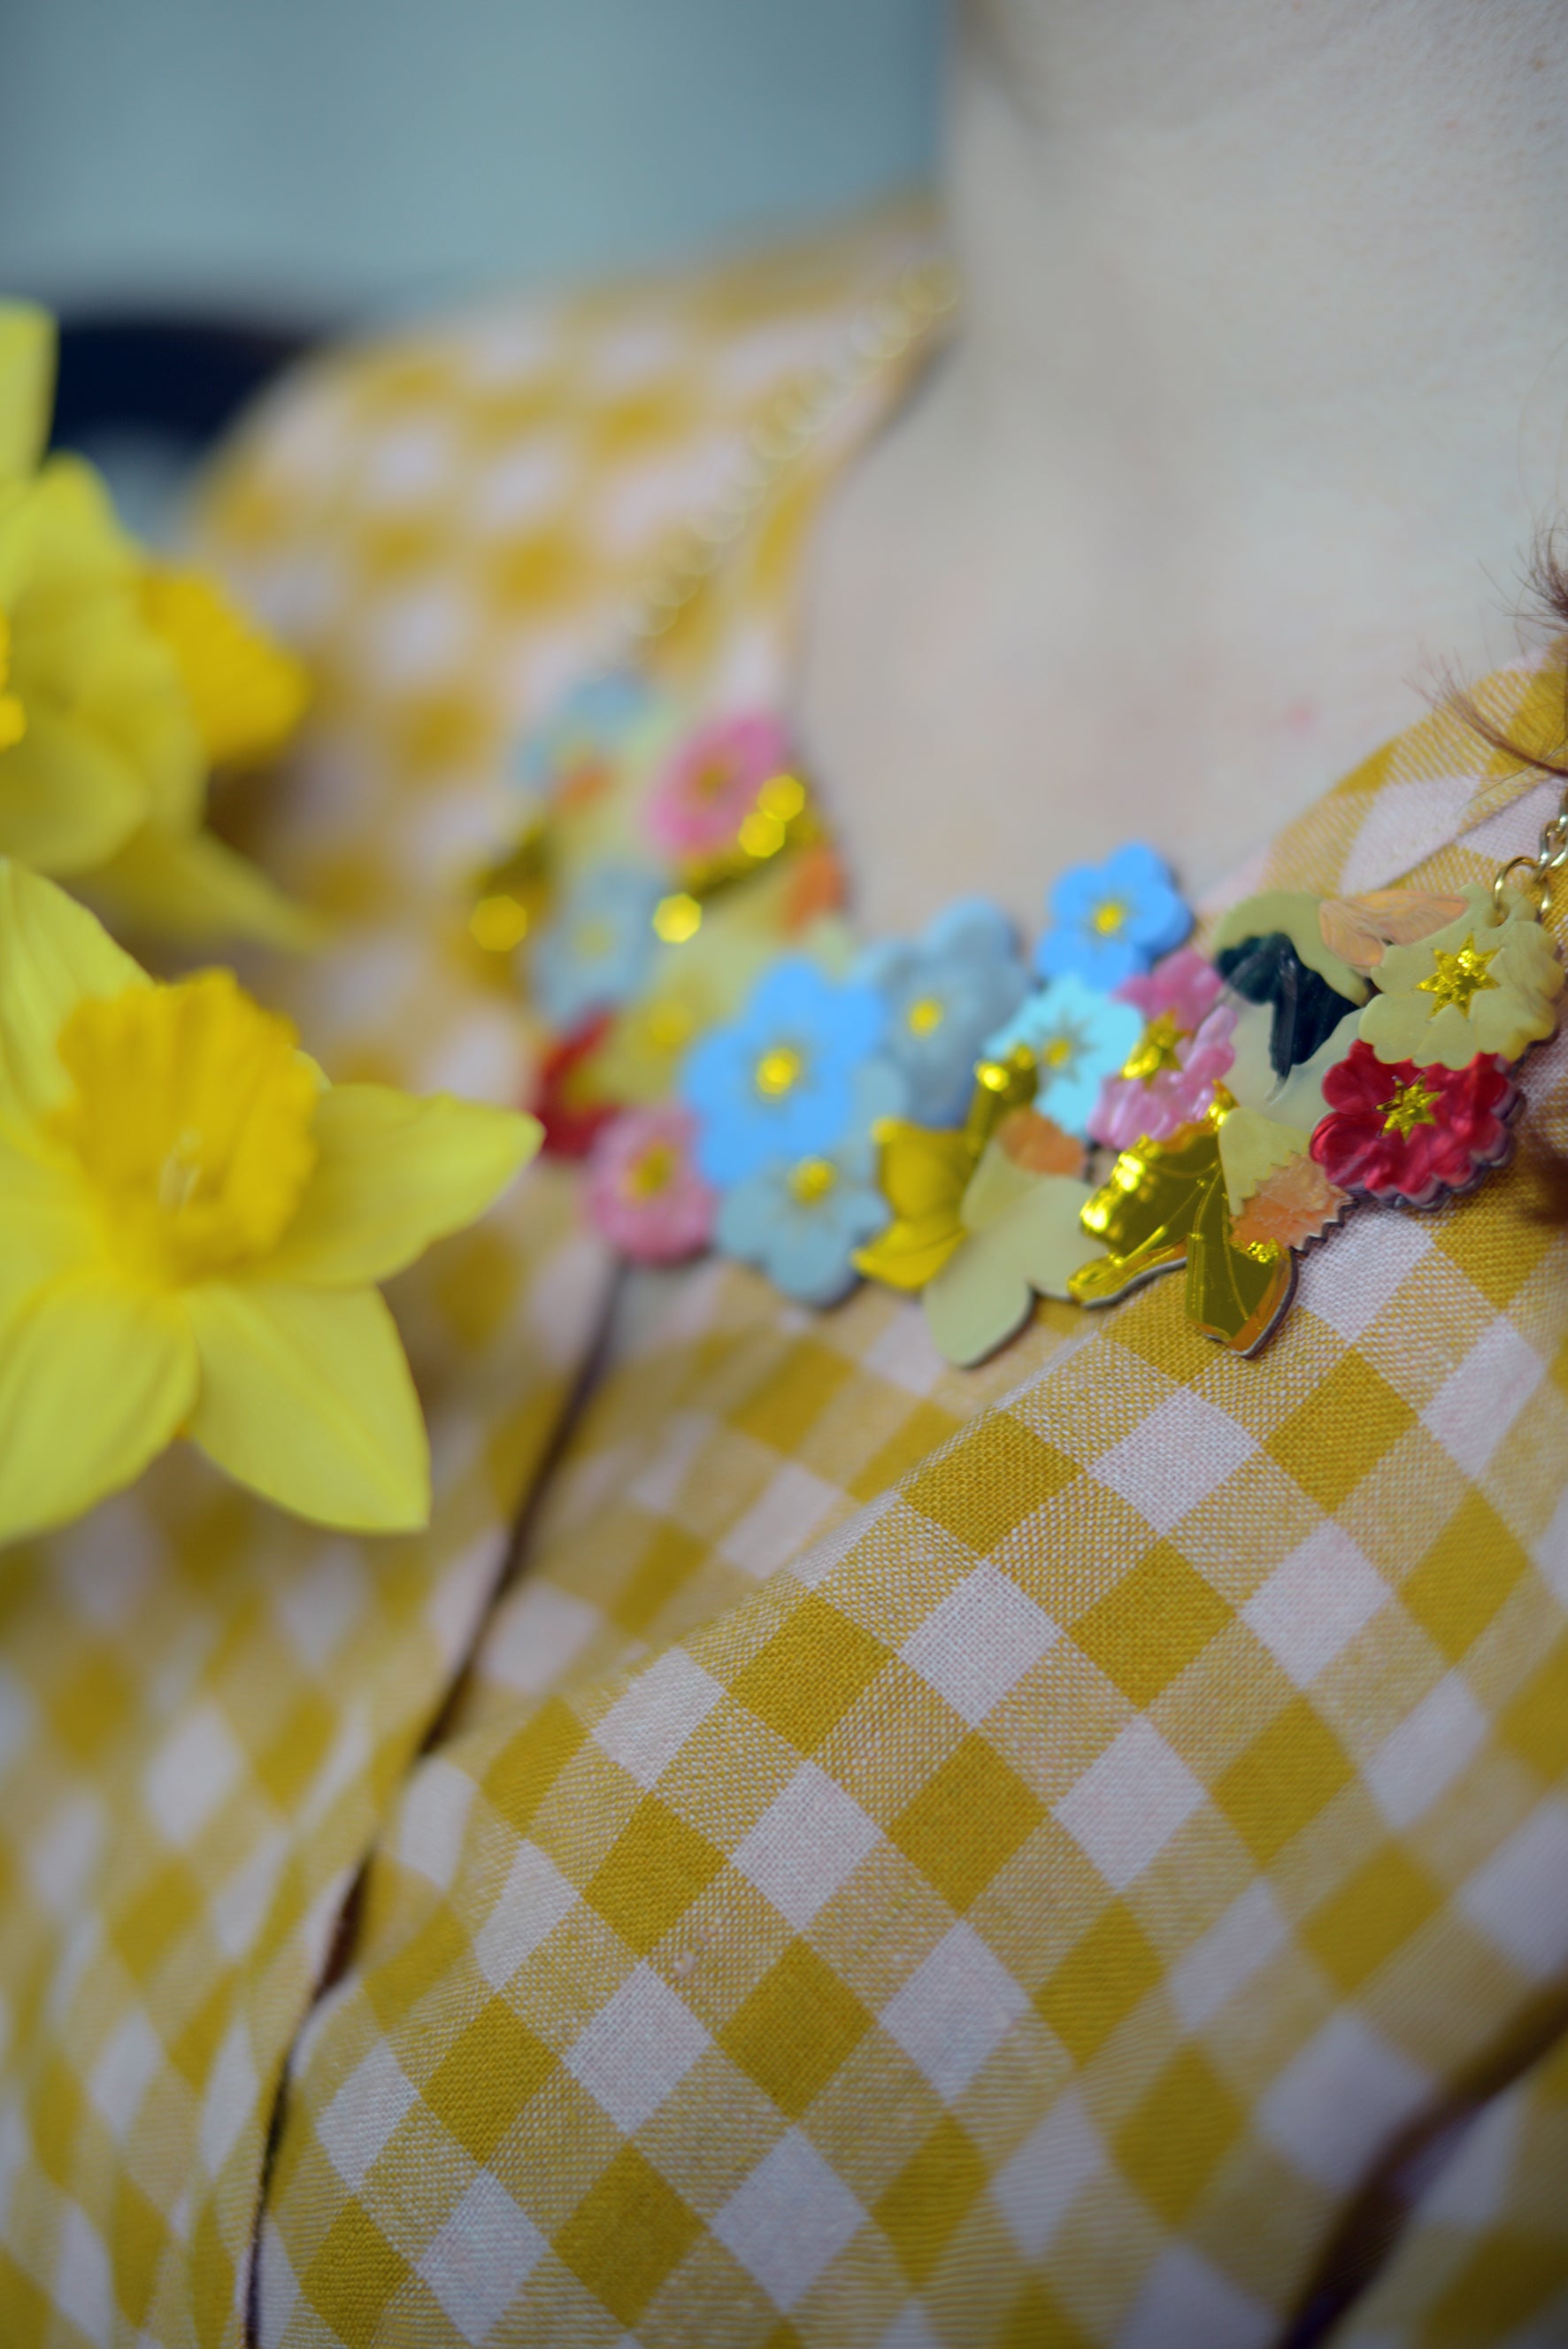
3 208 1567 2349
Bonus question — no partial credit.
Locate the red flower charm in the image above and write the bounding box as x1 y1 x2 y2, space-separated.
1310 1041 1517 1207
532 1014 619 1159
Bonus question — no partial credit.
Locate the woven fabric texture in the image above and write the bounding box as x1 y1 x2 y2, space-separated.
0 208 1564 2349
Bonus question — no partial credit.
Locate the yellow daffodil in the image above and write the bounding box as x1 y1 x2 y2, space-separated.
0 302 310 946
0 862 540 1542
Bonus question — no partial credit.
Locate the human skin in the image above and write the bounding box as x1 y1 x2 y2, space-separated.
799 0 1568 930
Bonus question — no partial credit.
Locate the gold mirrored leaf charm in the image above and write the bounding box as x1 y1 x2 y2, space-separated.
1069 1097 1296 1354
468 814 553 959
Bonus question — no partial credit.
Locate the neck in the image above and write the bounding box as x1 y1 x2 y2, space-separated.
801 0 1568 929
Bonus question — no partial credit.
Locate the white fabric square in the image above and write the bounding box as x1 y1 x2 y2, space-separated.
712 2130 865 2312
318 2037 419 2191
419 2171 547 2339
474 1842 580 1991
877 2307 943 2349
275 1543 370 1670
55 2202 112 2346
255 2214 302 2349
628 1411 713 1514
143 1704 242 1847
901 1564 1058 1725
89 2009 163 2141
880 1922 1029 2102
861 1307 948 1398
487 1583 599 1698
1297 1206 1432 1343
1423 1317 1546 1480
719 1464 842 1582
1341 772 1480 893
1093 1391 1254 1535
363 416 458 510
993 2090 1105 2257
28 1795 104 1916
594 1652 725 1790
733 1764 881 1930
199 2020 257 2179
1054 1720 1206 1891
397 1758 477 1891
1260 2014 1430 2188
1459 1801 1568 1978
1365 1673 1489 1830
1241 1526 1387 1687
566 1962 711 2132
1120 2245 1275 2349
1170 1880 1290 2031
1541 1483 1568 1606
0 1661 35 1777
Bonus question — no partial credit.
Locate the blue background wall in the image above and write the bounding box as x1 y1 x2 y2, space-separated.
0 0 944 322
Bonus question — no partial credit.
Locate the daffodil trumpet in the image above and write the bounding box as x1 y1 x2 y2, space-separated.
0 862 541 1544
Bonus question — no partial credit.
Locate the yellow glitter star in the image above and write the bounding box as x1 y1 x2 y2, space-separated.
1417 935 1499 1017
1381 1076 1440 1136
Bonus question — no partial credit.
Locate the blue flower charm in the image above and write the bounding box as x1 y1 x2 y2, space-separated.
513 670 654 800
858 897 1030 1127
714 1062 905 1305
1034 843 1192 990
682 957 886 1187
532 859 665 1028
983 973 1144 1137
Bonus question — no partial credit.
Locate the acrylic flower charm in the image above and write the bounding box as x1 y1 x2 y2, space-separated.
1310 1041 1518 1207
1357 888 1563 1071
714 1062 903 1305
0 862 539 1542
986 971 1143 1138
1034 843 1191 990
681 956 887 1187
587 1104 715 1264
515 669 653 811
921 1116 1100 1367
531 859 665 1029
1089 947 1236 1150
647 711 803 869
859 897 1029 1126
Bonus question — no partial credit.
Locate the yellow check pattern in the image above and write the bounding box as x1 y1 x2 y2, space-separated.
0 209 1565 2348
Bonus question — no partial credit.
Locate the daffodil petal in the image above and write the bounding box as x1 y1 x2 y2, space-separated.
0 859 148 1127
0 1128 94 1325
266 1086 542 1288
184 1282 430 1531
0 304 56 480
88 822 323 951
0 705 148 874
0 1271 197 1545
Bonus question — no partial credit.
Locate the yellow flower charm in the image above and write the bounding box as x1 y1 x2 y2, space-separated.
0 302 309 945
1359 886 1563 1070
0 863 541 1543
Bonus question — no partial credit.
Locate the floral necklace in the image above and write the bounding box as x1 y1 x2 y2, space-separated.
465 265 1566 1367
470 668 1564 1368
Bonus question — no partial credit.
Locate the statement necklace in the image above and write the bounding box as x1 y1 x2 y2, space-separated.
468 268 1567 1367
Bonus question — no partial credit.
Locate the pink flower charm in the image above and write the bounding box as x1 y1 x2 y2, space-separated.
1088 946 1236 1149
586 1104 717 1264
646 712 796 865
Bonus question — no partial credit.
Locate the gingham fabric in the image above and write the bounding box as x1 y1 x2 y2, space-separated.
1 210 1565 2349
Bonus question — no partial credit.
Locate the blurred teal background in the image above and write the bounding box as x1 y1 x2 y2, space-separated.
0 0 944 320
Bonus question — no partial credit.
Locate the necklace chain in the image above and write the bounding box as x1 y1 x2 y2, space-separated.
614 258 958 659
1494 782 1568 920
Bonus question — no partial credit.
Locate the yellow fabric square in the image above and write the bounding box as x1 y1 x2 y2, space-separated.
110 2175 169 2333
846 1400 963 1504
365 1906 471 2028
612 1523 709 1638
555 2144 702 2327
1214 1698 1355 1863
1114 2045 1242 2223
904 1413 1075 1553
302 2200 411 2341
423 1998 556 2162
891 1734 1043 1912
1034 1898 1164 2062
255 1692 336 1811
586 1797 726 1954
31 2055 85 2187
1303 1847 1444 1992
47 1649 135 1765
1433 2232 1568 2336
482 1696 588 1831
1402 1490 1529 1662
1001 2281 1094 2349
730 1340 855 1454
1071 1544 1233 1707
1267 1352 1417 1510
718 1939 872 2119
109 1860 203 1976
875 2113 987 2284
727 1594 888 1752
1501 1629 1568 1779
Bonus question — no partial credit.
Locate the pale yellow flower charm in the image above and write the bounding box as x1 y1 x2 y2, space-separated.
0 863 541 1543
1358 886 1563 1070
